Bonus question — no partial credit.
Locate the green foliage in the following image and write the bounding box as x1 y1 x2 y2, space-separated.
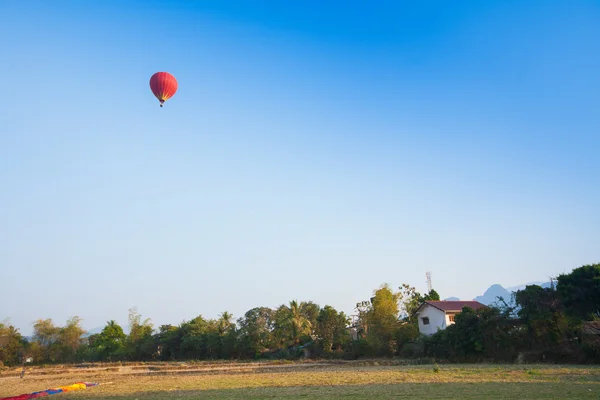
272 301 317 348
426 306 519 362
423 289 440 301
217 312 239 359
90 320 127 361
32 319 61 363
581 341 600 362
315 305 350 354
301 301 321 336
288 301 314 345
125 308 155 360
395 322 420 355
58 316 86 362
179 315 210 359
345 338 372 359
354 301 371 339
557 263 600 321
155 324 180 361
515 285 567 348
365 284 401 356
0 323 26 366
12 262 600 365
398 284 422 321
237 307 274 358
27 317 87 364
397 284 440 321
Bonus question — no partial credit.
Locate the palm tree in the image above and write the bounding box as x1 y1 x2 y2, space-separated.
287 301 312 345
217 312 234 335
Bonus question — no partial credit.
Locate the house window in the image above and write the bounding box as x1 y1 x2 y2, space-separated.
449 314 455 322
422 317 430 325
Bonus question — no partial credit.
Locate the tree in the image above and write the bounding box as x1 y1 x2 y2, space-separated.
398 284 440 321
315 305 349 354
0 323 26 366
204 319 222 359
32 319 60 362
126 308 154 360
179 315 210 359
398 284 422 321
217 312 238 359
423 289 440 301
272 301 314 348
287 301 313 345
515 285 568 349
300 301 321 336
557 264 600 321
394 323 420 355
368 284 401 355
58 316 86 362
237 307 274 358
355 300 372 339
155 324 180 361
94 320 126 360
217 312 234 335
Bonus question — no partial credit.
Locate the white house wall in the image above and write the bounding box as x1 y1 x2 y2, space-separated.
417 305 447 336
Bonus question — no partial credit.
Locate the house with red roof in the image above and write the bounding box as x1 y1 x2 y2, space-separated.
414 300 486 335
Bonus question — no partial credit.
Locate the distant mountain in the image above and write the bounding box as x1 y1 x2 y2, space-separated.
473 284 512 306
444 297 460 301
473 281 553 306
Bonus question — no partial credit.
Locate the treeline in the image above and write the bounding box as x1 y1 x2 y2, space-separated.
425 263 600 363
1 263 599 366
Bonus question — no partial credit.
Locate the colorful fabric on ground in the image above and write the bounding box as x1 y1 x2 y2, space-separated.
0 382 99 400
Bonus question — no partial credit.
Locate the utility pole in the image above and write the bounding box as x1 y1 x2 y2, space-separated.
426 271 432 293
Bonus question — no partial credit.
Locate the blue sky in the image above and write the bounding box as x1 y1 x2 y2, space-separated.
1 1 599 335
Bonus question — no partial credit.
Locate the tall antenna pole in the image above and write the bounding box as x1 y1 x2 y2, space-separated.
426 271 432 293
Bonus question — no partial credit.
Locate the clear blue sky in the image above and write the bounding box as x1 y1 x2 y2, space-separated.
1 0 598 335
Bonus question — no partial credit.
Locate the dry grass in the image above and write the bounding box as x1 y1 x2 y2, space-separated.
1 362 599 399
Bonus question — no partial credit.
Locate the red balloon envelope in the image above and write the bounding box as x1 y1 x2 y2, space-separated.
149 72 178 107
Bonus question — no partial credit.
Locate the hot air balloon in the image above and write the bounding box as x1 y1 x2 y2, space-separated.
149 72 178 107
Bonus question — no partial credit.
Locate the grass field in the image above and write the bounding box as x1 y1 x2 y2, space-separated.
1 361 599 399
